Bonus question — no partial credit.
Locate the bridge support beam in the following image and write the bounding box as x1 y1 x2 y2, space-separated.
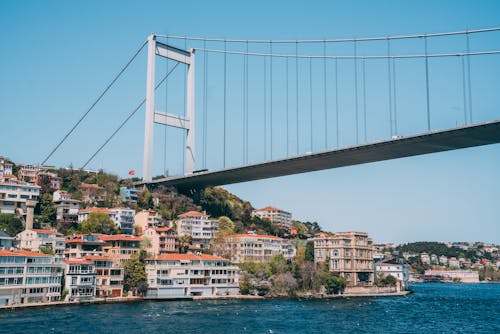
142 34 195 182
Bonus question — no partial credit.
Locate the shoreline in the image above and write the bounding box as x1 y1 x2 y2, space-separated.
0 291 411 310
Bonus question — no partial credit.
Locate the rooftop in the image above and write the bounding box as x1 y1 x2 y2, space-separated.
178 211 207 218
0 249 52 257
228 234 284 240
98 234 142 242
146 253 227 261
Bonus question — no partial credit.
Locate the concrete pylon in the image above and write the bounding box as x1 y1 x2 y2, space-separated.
25 199 37 230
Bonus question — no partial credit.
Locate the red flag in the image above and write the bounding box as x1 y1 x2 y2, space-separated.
128 170 135 176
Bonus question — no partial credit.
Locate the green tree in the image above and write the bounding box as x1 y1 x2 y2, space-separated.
305 241 315 262
38 193 56 226
81 212 120 235
0 213 24 236
123 253 148 296
270 254 288 275
218 216 235 233
323 273 347 294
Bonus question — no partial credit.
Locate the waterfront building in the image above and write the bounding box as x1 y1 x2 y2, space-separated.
313 231 374 286
64 258 97 301
0 249 64 306
143 227 179 256
65 234 104 259
213 233 296 263
78 207 136 235
80 183 106 205
251 206 292 230
448 257 460 268
375 260 410 290
424 269 479 283
0 231 14 249
0 178 40 216
439 255 448 265
134 209 163 236
430 254 438 264
99 234 141 265
16 229 65 257
145 253 239 298
176 211 218 249
120 186 138 205
84 255 123 297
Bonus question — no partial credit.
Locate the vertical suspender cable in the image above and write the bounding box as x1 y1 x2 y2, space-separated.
223 40 227 168
264 49 267 160
461 55 468 124
466 31 473 123
354 39 359 144
323 40 328 149
245 41 249 164
424 35 431 131
203 39 208 169
392 58 398 135
309 57 313 153
270 41 273 159
387 38 393 136
335 57 339 147
286 56 289 157
362 57 367 142
183 37 187 173
242 44 246 164
296 41 299 155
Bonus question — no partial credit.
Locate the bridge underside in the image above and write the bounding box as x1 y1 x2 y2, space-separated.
137 119 500 191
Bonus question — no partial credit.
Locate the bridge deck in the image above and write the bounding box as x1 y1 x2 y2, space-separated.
137 119 500 190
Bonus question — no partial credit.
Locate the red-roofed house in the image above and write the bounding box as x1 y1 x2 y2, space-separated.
251 206 292 230
64 258 97 301
16 229 66 257
80 183 106 205
84 256 123 297
145 253 239 298
65 234 104 259
99 234 141 265
143 227 179 256
176 211 218 249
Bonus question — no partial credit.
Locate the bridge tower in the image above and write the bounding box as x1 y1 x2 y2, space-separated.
143 34 195 182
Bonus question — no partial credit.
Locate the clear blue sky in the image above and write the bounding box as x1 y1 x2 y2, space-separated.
1 0 499 244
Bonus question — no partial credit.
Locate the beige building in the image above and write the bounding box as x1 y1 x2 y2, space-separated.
99 234 141 265
314 232 374 286
0 178 40 216
213 234 296 263
65 234 104 259
16 229 66 257
143 227 179 256
0 249 64 306
145 254 239 298
134 210 163 236
251 206 292 230
176 211 218 249
85 255 124 297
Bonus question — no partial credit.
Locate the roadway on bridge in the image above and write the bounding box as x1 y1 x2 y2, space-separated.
137 119 500 191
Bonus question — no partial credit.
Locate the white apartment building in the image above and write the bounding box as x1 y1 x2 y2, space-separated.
78 207 136 235
0 249 64 306
213 234 296 263
16 229 66 257
176 211 218 249
251 206 292 230
53 190 80 229
314 232 374 286
0 178 40 215
145 254 239 298
375 260 410 290
64 258 97 302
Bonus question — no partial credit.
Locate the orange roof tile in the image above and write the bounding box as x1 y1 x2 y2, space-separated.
178 211 206 217
155 227 172 232
98 234 142 242
229 234 284 240
32 229 60 235
84 255 113 261
0 249 51 257
146 253 227 261
256 206 280 212
65 259 93 265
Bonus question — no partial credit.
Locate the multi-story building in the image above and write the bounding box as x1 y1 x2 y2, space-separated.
65 258 97 301
424 269 479 283
16 229 66 257
176 211 218 249
420 252 431 265
99 234 141 265
448 257 460 268
143 227 179 256
0 231 14 250
78 207 135 235
80 183 106 205
145 254 239 298
0 157 13 179
213 234 296 263
314 232 374 286
17 164 40 184
134 210 163 236
35 171 61 190
375 260 410 290
120 186 138 205
0 178 40 215
65 234 104 259
0 249 64 306
439 255 448 265
84 255 123 297
53 190 80 231
251 206 292 230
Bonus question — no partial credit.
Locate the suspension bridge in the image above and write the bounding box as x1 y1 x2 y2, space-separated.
42 27 500 191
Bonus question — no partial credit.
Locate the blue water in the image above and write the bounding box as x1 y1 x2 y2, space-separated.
0 284 499 333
